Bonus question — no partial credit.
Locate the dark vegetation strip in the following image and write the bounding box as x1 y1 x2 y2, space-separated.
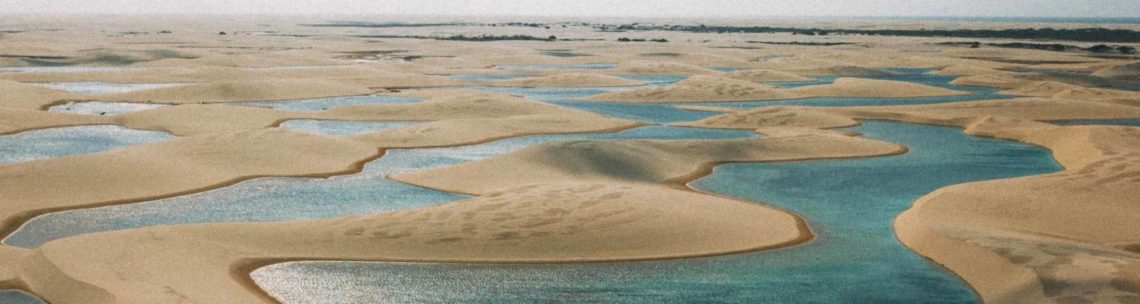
937 41 1138 54
606 24 1140 43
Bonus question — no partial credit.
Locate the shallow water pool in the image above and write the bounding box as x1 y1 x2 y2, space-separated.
279 120 419 136
30 82 183 95
0 291 45 304
5 125 755 248
48 101 167 116
242 95 421 112
0 125 173 165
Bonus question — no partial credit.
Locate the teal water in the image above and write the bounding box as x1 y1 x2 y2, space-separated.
278 120 419 136
4 125 755 248
30 82 183 95
0 125 173 165
0 291 45 304
1050 119 1140 127
251 121 1061 304
48 101 167 116
242 95 421 112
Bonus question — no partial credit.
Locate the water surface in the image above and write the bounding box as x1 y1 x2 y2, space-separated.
0 291 45 304
253 121 1061 303
48 101 167 116
0 125 173 165
242 95 421 112
30 82 183 95
5 125 754 248
279 120 418 136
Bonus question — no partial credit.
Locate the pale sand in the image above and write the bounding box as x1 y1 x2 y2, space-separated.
724 69 813 83
787 77 969 98
609 60 717 75
391 132 905 194
1000 81 1140 106
586 76 968 103
0 80 87 110
0 108 109 135
675 106 861 130
4 131 905 304
585 74 797 102
483 72 643 87
2 15 1140 304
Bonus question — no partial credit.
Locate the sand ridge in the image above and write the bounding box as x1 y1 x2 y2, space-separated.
483 72 643 87
586 76 969 103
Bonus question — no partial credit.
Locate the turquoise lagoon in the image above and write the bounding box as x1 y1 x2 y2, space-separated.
252 121 1061 304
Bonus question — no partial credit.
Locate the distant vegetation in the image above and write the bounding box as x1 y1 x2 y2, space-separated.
617 37 668 43
606 24 1140 43
938 41 1138 54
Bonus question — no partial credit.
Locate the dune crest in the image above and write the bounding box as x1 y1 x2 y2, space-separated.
488 73 643 87
587 76 968 103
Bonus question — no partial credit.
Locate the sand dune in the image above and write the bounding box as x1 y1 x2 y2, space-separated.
3 15 1140 304
676 106 860 130
4 131 907 304
0 80 87 110
99 78 376 104
611 60 716 75
788 77 969 98
724 69 813 83
392 132 904 194
587 76 968 103
486 73 643 87
0 108 110 135
1001 81 1140 106
586 75 795 102
1091 60 1140 80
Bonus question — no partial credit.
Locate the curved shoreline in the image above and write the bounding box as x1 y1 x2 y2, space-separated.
240 129 908 302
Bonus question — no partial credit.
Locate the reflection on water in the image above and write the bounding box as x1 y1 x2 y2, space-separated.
0 125 173 165
279 120 418 136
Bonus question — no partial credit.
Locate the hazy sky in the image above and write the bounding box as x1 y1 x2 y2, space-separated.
2 0 1138 18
